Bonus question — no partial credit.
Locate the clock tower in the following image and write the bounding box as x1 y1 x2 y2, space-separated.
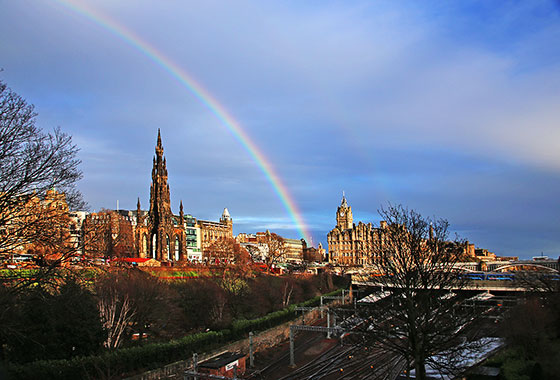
336 192 353 230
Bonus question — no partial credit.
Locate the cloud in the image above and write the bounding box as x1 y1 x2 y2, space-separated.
1 1 559 257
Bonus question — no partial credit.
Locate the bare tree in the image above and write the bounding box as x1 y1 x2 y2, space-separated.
206 237 254 315
356 204 483 380
205 237 246 265
263 232 287 271
0 81 85 306
515 270 560 293
281 278 294 308
82 210 134 260
0 80 84 260
98 290 136 350
243 243 265 263
94 270 176 347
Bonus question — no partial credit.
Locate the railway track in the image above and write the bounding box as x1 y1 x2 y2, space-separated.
247 327 331 379
276 343 406 380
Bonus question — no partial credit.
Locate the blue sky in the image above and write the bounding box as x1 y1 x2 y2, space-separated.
1 0 559 259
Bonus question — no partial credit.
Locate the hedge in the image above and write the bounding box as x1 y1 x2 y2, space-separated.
4 288 343 380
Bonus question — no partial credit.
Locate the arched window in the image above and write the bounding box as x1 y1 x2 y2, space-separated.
152 234 156 259
166 234 171 261
175 236 180 261
142 234 148 257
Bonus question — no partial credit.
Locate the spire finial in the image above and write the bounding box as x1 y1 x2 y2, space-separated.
341 191 348 207
155 129 164 156
137 197 141 209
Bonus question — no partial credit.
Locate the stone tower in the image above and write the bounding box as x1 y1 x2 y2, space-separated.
220 208 232 226
336 192 353 230
148 129 175 261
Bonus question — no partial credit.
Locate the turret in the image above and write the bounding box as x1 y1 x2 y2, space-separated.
221 207 231 221
135 197 142 224
220 207 232 229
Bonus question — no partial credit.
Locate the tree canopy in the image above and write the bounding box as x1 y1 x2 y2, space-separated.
0 80 84 257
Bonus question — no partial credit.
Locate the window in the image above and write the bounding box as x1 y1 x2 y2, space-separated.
166 234 171 261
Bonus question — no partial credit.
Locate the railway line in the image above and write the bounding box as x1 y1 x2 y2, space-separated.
247 322 335 379
184 288 512 380
276 342 405 380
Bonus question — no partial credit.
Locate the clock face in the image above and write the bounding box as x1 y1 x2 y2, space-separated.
340 211 345 217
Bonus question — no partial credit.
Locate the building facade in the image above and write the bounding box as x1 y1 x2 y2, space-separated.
184 214 202 261
78 130 230 263
303 242 326 262
327 194 383 266
198 208 233 256
283 238 304 264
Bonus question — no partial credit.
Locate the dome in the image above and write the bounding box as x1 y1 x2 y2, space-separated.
222 207 231 219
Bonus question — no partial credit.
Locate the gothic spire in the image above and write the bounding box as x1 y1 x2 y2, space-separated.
155 128 164 157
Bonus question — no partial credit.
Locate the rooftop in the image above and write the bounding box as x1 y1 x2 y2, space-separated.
199 352 246 369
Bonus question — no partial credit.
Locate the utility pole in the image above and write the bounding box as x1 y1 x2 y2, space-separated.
327 310 331 339
289 328 295 367
192 353 198 380
249 332 254 368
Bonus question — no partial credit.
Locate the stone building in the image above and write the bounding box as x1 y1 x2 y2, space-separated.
197 208 233 256
327 194 383 266
303 242 326 262
5 188 75 259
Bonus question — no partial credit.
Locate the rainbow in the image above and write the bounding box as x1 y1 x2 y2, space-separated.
52 0 311 242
